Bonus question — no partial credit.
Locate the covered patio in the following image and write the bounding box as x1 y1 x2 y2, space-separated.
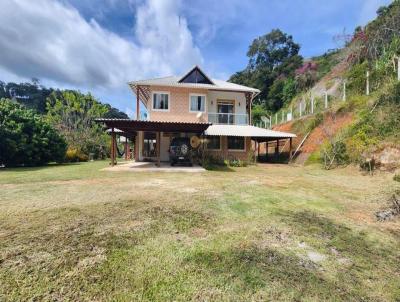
101 161 206 172
204 124 297 162
96 118 211 167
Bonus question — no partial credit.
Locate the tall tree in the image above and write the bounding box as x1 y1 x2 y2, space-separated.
46 90 110 157
230 29 303 111
0 99 66 167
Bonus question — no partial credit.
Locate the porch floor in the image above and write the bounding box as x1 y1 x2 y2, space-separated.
101 161 206 173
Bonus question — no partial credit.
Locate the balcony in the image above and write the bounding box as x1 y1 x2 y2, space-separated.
208 113 249 125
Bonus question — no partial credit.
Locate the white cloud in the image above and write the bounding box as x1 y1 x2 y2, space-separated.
0 0 202 88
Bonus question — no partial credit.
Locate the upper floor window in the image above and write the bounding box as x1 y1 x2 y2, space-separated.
190 94 206 112
152 92 169 111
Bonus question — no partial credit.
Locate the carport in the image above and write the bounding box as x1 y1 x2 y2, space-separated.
204 124 297 162
96 119 210 166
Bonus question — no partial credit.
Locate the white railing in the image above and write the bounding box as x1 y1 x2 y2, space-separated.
208 113 249 125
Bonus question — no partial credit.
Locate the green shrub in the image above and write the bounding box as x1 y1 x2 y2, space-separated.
394 174 400 182
65 148 89 162
0 99 66 167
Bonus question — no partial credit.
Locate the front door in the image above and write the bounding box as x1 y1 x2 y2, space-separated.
217 101 234 124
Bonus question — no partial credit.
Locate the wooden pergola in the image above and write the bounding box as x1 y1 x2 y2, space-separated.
96 119 210 167
252 137 294 162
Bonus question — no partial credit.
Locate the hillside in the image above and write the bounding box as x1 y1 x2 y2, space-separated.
271 1 400 171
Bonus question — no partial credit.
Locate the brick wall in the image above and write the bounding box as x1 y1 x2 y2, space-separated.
205 136 253 161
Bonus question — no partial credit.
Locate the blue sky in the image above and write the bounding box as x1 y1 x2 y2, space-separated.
0 0 392 116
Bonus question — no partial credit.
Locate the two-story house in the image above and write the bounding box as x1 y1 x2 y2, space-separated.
98 66 295 166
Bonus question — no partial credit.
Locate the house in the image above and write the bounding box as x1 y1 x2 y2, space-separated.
97 66 296 166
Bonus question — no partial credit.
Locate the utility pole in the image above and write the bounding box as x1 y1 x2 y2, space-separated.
366 70 370 96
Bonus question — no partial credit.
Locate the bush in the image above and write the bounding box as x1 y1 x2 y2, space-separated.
0 99 67 167
394 174 400 182
65 148 89 162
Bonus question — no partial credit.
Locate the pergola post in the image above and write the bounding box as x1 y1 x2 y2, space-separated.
275 139 279 160
110 128 116 166
156 131 161 167
266 141 269 162
257 141 260 159
124 136 129 160
136 86 140 120
289 137 293 160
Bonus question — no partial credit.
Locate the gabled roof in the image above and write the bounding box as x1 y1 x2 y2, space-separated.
128 66 260 94
178 65 214 85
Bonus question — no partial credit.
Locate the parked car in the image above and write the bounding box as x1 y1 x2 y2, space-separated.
169 137 192 166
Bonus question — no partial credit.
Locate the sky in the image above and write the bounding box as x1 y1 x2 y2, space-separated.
0 0 392 116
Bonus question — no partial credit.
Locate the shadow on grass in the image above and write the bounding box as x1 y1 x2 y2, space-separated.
204 165 235 172
278 210 397 265
186 244 351 300
0 162 84 172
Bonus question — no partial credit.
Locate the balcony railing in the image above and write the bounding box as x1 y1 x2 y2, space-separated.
208 113 249 125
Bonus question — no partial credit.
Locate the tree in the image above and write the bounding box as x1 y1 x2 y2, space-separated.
46 90 110 157
229 29 303 111
0 99 66 167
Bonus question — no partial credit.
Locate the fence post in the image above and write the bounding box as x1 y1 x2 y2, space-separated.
275 113 278 125
281 110 284 123
397 57 400 81
324 91 328 109
366 70 370 96
342 81 346 101
311 94 314 114
299 102 302 117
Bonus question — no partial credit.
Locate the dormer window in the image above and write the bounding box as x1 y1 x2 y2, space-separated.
152 92 169 111
189 94 206 112
178 66 214 85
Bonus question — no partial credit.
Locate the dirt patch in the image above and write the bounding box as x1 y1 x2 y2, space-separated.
302 113 353 153
375 191 400 221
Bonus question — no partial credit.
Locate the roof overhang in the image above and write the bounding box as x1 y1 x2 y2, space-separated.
96 119 211 134
205 125 296 141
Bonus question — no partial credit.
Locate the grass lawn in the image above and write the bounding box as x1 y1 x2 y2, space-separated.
1 161 399 301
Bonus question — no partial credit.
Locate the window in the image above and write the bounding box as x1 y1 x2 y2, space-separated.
206 136 220 150
227 137 245 151
152 92 169 110
190 94 206 112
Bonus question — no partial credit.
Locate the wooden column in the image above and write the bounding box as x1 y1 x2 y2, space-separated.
134 135 139 162
257 141 260 158
110 128 116 166
275 139 279 160
289 138 293 160
124 137 129 160
266 141 269 162
156 132 161 167
136 86 140 120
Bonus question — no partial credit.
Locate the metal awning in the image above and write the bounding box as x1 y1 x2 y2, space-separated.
96 119 211 134
204 124 296 141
